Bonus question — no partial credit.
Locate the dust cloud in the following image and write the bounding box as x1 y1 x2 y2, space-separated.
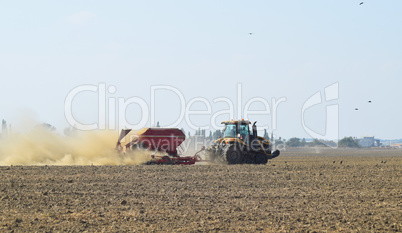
0 127 154 166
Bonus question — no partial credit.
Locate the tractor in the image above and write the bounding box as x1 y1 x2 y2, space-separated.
205 120 280 164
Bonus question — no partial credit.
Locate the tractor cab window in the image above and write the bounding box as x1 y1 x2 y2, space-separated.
238 124 250 138
223 124 236 138
238 124 250 143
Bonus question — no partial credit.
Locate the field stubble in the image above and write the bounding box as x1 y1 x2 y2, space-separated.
0 148 401 232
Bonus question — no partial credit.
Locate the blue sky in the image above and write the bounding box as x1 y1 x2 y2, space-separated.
0 1 401 139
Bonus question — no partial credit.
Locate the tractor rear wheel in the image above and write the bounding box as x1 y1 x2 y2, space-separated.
255 153 268 164
223 146 242 164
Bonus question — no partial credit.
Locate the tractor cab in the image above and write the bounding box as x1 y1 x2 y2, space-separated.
222 120 257 145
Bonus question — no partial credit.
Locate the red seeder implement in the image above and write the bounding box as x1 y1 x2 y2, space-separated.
116 127 206 165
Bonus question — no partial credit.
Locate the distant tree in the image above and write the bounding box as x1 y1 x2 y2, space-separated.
308 138 328 147
2 119 8 137
214 129 222 139
338 137 361 148
300 138 306 147
36 123 56 131
197 129 205 137
325 140 338 147
275 137 284 146
275 140 284 146
286 137 301 147
263 129 269 140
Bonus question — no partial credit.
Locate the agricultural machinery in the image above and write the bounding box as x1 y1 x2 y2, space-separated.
204 120 280 164
116 127 204 165
116 120 280 165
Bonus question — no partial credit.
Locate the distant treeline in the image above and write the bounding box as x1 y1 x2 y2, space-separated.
281 137 361 148
184 128 362 148
278 137 337 148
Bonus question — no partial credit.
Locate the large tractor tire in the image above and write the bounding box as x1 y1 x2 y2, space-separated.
223 145 243 164
255 153 268 164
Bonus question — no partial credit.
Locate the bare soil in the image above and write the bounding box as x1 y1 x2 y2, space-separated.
0 148 401 232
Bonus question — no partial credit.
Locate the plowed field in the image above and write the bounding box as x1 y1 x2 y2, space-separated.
1 149 401 232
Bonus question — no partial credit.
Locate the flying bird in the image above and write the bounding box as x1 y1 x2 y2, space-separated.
355 108 359 110
368 100 372 103
360 2 364 5
249 32 253 35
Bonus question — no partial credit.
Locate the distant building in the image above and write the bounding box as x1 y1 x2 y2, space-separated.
391 143 402 148
359 136 381 147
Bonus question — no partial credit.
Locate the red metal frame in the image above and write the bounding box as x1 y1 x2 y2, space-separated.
149 150 205 165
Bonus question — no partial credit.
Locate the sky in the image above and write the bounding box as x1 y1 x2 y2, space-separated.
0 1 401 140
